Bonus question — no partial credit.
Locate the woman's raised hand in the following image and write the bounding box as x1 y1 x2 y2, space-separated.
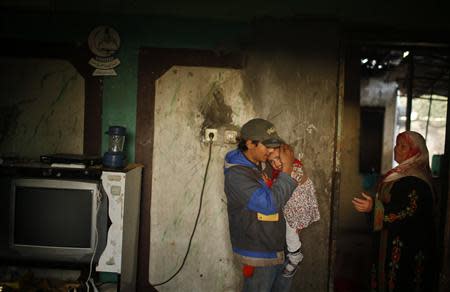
352 193 373 213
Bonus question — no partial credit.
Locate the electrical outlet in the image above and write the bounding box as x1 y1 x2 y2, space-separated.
204 129 218 142
224 130 238 144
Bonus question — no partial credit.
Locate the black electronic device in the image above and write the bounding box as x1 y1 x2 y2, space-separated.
0 177 108 265
40 153 102 166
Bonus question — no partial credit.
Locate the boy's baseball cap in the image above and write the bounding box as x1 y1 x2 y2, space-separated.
240 118 284 147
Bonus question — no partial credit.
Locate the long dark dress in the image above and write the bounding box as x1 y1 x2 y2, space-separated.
371 176 436 292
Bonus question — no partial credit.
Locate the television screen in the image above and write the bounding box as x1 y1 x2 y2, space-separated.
14 186 93 248
2 178 108 265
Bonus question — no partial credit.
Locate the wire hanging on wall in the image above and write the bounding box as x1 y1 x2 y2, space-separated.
152 136 214 287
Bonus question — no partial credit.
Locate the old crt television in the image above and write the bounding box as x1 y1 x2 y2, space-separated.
1 178 108 264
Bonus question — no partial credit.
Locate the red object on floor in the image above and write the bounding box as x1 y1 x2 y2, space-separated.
243 265 255 278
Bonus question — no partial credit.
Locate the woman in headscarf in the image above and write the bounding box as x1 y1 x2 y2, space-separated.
352 131 437 292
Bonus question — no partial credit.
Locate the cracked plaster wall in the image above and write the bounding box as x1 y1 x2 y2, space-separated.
0 58 84 160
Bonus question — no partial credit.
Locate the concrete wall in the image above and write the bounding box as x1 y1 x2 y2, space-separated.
0 58 84 159
243 44 339 291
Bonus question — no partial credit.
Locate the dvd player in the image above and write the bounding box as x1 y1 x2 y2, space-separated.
40 153 102 166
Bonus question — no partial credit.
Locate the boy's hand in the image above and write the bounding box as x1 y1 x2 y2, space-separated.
279 144 295 175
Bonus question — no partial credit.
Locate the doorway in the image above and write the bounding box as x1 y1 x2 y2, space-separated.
335 42 450 291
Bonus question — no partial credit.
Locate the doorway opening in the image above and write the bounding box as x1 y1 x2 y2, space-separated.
335 43 450 291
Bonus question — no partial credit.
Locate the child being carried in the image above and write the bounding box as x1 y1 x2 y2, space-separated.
265 149 320 277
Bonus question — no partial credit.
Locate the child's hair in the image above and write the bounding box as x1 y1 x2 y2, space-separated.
238 139 260 151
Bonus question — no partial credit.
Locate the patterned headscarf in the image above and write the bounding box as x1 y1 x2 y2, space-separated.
381 131 434 194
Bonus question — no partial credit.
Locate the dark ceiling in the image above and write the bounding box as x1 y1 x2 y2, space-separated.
2 1 449 100
361 46 449 98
